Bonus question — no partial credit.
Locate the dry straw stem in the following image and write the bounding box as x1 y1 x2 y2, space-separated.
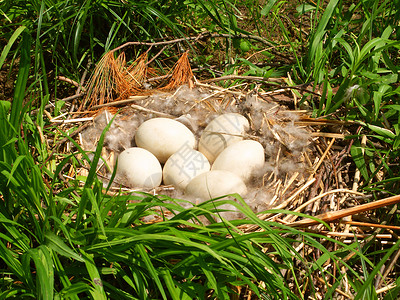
130 104 175 118
89 95 149 110
57 75 86 91
341 221 400 231
289 194 400 228
202 74 282 85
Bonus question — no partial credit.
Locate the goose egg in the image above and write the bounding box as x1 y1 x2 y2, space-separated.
212 140 265 182
135 118 196 163
185 170 247 200
199 113 249 163
116 147 162 188
163 148 210 190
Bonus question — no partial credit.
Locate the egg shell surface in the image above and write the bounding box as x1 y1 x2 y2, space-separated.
135 118 196 163
212 140 265 182
185 170 247 200
163 148 210 190
116 147 162 188
198 113 249 163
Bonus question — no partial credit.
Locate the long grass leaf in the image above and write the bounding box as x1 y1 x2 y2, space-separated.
84 186 106 238
84 113 115 189
59 282 92 298
26 246 54 299
73 0 90 66
10 31 31 129
45 231 84 262
308 0 339 63
135 244 168 300
53 254 80 300
79 250 107 300
0 26 26 70
0 240 25 283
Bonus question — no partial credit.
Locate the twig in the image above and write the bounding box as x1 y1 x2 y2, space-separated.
49 117 94 124
376 282 397 295
341 221 400 231
321 232 391 239
77 60 90 94
130 104 175 118
59 92 86 102
110 32 277 54
195 81 243 95
201 75 282 84
196 83 247 103
289 194 400 227
375 242 400 289
310 132 346 139
147 45 169 66
277 178 316 209
312 138 335 175
146 73 172 83
57 75 81 88
89 96 149 110
245 44 291 61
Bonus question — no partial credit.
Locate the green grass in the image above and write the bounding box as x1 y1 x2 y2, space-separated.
1 0 400 298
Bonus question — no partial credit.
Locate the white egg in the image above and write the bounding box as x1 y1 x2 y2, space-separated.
135 118 196 163
212 140 265 182
198 113 249 163
163 148 210 190
116 147 162 188
185 170 247 200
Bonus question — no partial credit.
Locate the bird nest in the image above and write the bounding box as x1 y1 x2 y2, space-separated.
53 48 398 234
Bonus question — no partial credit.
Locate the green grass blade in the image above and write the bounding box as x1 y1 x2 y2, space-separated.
135 243 168 300
45 231 84 262
26 246 54 300
308 0 339 65
79 250 107 300
59 282 92 298
9 30 31 130
0 240 26 283
0 25 26 70
53 254 80 300
73 0 90 66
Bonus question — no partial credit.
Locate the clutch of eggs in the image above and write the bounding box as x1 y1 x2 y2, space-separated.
115 115 265 200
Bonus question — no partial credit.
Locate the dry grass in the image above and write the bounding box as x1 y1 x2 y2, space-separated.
80 49 195 111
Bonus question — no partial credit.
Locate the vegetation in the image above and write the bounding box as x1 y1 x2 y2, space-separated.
1 0 399 299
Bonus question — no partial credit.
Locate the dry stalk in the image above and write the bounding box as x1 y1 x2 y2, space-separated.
289 194 400 228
